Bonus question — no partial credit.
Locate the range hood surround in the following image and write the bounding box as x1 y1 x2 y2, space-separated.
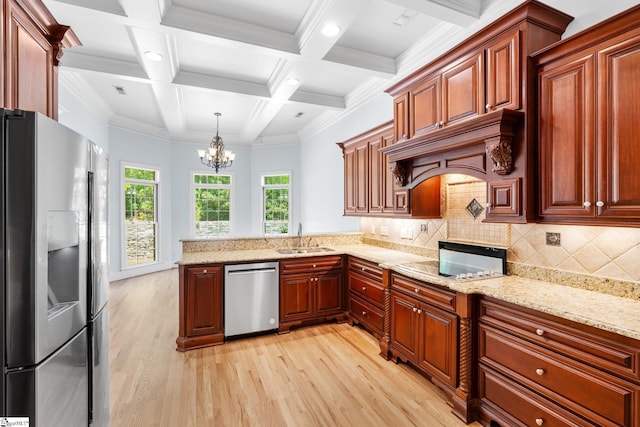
381 109 524 189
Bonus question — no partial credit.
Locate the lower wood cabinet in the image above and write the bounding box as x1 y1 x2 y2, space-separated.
176 264 224 351
279 255 346 333
388 273 458 388
347 256 385 338
478 297 640 427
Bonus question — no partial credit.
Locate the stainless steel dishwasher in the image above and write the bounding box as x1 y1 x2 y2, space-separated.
224 262 279 337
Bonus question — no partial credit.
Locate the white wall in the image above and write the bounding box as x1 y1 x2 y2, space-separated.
299 92 393 232
57 83 109 150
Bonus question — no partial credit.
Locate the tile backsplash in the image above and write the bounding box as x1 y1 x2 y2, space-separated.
361 174 640 285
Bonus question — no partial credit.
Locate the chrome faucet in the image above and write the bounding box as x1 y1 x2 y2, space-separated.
297 222 303 247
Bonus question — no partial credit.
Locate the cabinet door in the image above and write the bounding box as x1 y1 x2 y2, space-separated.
597 33 640 218
538 54 595 218
381 132 396 213
354 142 369 213
410 74 441 137
418 303 458 387
394 94 410 143
280 274 314 321
442 52 484 127
486 31 520 112
185 266 223 337
342 146 357 214
315 270 343 316
390 292 419 362
487 178 521 218
368 136 383 213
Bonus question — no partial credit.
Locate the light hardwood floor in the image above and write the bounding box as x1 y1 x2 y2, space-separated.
109 269 483 427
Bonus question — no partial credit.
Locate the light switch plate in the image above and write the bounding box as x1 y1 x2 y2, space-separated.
380 226 389 236
369 225 376 234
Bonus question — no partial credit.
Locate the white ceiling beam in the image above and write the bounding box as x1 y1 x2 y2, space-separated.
173 70 270 99
323 45 396 77
61 51 148 80
46 0 126 16
289 91 345 109
119 0 162 22
385 0 480 26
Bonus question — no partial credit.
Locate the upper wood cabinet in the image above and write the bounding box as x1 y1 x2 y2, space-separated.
534 4 640 225
382 1 572 224
1 0 80 119
338 121 441 218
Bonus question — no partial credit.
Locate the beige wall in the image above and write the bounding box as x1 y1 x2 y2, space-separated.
361 175 640 283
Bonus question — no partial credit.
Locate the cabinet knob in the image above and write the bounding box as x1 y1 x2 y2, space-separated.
596 200 605 207
535 368 545 376
417 309 422 314
413 307 417 312
362 311 367 316
486 203 492 209
583 201 591 207
402 134 407 139
535 418 544 426
535 328 544 336
485 103 491 111
312 264 316 268
362 267 366 271
362 286 367 291
414 288 419 293
203 269 207 273
439 120 444 127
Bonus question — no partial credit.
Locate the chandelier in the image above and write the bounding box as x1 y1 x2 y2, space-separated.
198 112 235 173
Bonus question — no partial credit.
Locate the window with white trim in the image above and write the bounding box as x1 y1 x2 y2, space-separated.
193 173 232 237
262 173 291 235
123 165 159 267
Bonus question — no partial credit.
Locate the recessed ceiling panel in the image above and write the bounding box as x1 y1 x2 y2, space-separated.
260 103 326 137
180 86 257 134
79 72 163 127
177 38 278 83
337 0 443 58
173 0 312 34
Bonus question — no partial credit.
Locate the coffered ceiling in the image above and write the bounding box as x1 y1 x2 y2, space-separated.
41 0 619 147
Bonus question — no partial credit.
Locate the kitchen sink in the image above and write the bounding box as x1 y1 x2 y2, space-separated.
276 247 334 254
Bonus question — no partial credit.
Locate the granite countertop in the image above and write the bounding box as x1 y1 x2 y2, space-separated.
179 244 640 341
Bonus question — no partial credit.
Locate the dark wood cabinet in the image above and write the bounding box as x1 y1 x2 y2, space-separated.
487 177 521 218
478 297 640 427
347 257 385 339
441 51 484 127
176 264 224 351
338 121 440 218
394 93 410 143
1 0 80 119
279 255 346 333
389 273 458 388
485 30 520 112
535 5 640 225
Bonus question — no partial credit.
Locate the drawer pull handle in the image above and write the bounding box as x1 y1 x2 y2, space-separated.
362 311 367 316
535 418 544 426
536 368 545 376
535 328 544 336
596 200 605 207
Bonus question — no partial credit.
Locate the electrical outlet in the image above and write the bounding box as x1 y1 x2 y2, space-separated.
369 225 376 234
546 232 561 246
420 223 427 232
380 226 389 236
400 228 408 239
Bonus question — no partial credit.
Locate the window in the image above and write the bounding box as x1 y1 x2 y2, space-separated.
262 173 291 235
123 165 159 267
193 173 232 237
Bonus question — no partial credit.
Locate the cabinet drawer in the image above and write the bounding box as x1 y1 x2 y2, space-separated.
391 273 455 312
280 255 343 274
350 295 384 333
349 272 384 306
480 298 640 381
480 365 599 427
480 325 639 426
348 257 382 281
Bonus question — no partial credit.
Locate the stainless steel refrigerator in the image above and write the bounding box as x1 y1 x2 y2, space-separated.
0 109 110 426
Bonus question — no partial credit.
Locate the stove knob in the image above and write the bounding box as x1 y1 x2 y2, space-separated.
477 271 484 277
466 273 474 279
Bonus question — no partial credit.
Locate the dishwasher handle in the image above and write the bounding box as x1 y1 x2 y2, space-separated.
227 267 277 276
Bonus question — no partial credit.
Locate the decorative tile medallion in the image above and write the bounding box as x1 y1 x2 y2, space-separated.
465 198 484 219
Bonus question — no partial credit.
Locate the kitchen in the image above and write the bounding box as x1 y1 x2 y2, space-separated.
3 0 640 426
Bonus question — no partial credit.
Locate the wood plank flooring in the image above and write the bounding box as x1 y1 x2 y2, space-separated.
109 268 483 427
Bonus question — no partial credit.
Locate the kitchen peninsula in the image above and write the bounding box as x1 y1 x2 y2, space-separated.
177 233 640 426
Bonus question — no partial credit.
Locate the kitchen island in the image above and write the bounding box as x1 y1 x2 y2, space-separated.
177 234 640 426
